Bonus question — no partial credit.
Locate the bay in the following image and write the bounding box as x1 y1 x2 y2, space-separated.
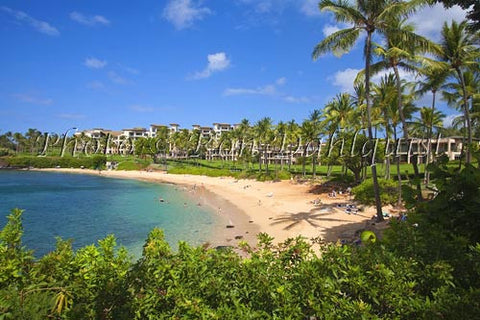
0 170 221 258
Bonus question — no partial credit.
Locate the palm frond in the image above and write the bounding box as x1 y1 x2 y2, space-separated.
312 27 361 59
319 0 366 25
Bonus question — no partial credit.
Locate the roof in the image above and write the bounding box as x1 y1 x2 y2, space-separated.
122 127 147 131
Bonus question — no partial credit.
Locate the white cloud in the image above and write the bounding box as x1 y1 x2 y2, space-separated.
224 84 276 96
332 68 361 93
284 95 310 103
238 0 276 13
300 0 321 16
13 93 53 105
408 4 467 40
443 113 461 127
224 78 310 104
130 105 155 112
331 67 416 93
1 6 59 36
70 11 110 26
57 113 86 120
86 81 105 90
276 77 287 86
84 57 107 69
190 52 230 79
163 0 212 30
322 24 341 37
108 71 129 85
122 66 140 75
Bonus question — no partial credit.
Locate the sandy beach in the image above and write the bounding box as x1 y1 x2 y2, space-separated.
39 168 386 248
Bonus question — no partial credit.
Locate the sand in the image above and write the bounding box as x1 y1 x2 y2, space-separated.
36 168 388 249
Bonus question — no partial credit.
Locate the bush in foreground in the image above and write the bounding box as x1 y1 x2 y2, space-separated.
1 207 479 319
1 155 106 169
352 178 398 206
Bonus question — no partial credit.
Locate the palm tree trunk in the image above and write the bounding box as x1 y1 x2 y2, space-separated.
312 151 316 179
265 149 269 173
393 127 402 207
425 90 436 185
365 30 384 222
302 146 306 177
456 68 472 164
393 65 423 202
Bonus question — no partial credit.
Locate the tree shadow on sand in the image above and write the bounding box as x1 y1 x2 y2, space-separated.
270 207 346 230
321 221 369 242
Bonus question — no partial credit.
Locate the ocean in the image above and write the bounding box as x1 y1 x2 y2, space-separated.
0 170 222 259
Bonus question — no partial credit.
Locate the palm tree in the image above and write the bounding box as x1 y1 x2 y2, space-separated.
369 17 438 137
372 75 397 180
274 121 288 171
299 120 314 177
312 0 417 221
13 132 26 154
374 74 418 205
307 110 324 178
436 20 480 163
411 106 445 180
322 93 356 176
362 17 438 200
286 119 300 171
442 69 480 165
416 64 450 183
254 117 273 173
235 119 253 169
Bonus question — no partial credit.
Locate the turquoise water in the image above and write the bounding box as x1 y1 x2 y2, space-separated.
0 170 221 258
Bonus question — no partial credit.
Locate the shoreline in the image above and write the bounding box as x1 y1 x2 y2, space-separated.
35 168 384 248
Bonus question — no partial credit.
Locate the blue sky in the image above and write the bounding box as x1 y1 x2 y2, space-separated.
0 0 468 133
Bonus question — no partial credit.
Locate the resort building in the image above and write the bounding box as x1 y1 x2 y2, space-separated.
70 122 477 164
149 124 168 137
169 123 180 134
74 128 109 139
396 136 467 163
192 125 214 139
213 123 234 139
121 127 149 140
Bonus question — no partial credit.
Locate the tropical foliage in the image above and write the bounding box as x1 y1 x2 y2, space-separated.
1 156 480 318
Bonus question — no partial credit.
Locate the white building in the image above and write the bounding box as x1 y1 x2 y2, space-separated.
213 123 233 139
169 123 180 134
121 127 149 140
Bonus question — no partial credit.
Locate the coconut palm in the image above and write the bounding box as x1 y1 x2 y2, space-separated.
360 17 439 200
368 18 438 137
286 119 300 171
274 121 288 170
411 106 445 185
372 74 397 180
299 120 315 177
254 117 273 173
374 74 418 205
312 0 418 220
442 69 480 165
416 64 450 174
234 119 253 168
411 107 446 137
306 110 324 178
322 93 357 176
436 20 480 163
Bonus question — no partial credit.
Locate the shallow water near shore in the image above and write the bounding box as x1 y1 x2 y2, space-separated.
0 170 225 259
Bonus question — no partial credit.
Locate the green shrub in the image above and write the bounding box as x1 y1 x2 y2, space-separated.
1 156 106 169
116 160 150 171
352 178 398 206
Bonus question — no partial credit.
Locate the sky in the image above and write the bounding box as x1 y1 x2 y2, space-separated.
0 0 469 134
